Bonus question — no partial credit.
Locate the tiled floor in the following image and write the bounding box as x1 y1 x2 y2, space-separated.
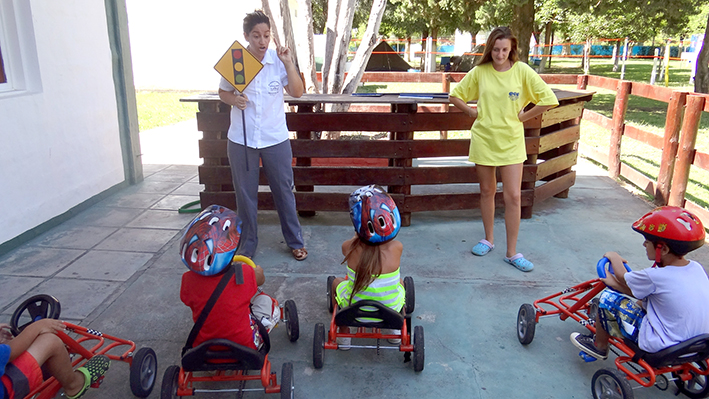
0 164 198 319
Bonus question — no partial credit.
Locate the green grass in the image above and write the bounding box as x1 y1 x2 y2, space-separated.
136 90 200 131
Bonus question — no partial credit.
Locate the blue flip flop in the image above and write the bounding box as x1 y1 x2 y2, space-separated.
471 239 494 256
504 253 534 272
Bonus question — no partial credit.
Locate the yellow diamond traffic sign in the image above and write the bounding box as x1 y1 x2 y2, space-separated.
214 40 264 93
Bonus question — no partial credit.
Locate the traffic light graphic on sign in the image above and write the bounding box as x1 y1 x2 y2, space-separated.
215 40 263 93
232 49 245 85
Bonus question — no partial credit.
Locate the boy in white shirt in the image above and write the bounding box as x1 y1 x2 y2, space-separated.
571 206 709 359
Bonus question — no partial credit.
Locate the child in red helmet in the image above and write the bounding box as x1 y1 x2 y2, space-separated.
571 206 709 360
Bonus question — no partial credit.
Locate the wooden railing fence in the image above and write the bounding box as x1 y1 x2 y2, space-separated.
348 71 709 223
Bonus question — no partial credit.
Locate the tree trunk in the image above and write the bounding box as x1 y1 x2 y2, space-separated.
405 36 412 62
510 0 534 63
538 21 552 73
694 14 709 94
323 0 357 96
322 0 341 93
262 0 299 72
341 0 387 95
295 0 320 93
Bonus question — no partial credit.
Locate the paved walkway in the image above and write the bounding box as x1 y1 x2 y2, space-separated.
1 126 708 398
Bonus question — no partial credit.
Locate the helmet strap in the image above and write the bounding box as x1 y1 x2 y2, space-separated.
653 244 662 268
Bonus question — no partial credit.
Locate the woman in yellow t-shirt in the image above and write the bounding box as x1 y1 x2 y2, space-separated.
449 27 558 272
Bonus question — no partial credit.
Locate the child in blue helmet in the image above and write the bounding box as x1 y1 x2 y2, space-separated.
179 205 280 351
331 185 406 348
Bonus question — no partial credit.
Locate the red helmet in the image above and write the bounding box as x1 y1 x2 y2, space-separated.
632 206 705 258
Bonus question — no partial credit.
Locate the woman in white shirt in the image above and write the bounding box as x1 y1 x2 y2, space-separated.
218 10 307 261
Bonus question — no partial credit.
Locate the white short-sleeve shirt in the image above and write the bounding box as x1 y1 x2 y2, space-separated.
625 260 709 353
219 48 289 149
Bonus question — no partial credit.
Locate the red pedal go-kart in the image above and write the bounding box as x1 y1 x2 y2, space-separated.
9 294 157 399
517 257 709 399
312 275 424 372
160 256 298 399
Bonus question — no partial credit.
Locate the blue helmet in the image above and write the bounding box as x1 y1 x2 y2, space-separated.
180 205 242 276
349 185 401 244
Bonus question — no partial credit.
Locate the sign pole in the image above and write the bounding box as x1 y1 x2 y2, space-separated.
214 41 264 174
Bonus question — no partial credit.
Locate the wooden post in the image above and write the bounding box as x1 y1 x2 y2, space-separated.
576 74 589 90
669 95 705 206
441 73 450 139
620 37 629 80
655 91 687 205
608 81 631 180
664 39 671 87
650 48 659 85
295 104 316 217
583 39 591 75
388 103 415 226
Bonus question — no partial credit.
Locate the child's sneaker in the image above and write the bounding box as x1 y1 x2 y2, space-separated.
383 329 401 344
67 355 111 399
570 332 608 360
336 337 351 351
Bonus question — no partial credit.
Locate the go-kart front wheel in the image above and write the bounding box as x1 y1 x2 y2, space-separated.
673 361 709 399
592 368 633 399
160 365 180 399
284 300 299 342
130 347 157 397
280 362 294 399
517 303 536 345
313 323 325 369
413 325 425 372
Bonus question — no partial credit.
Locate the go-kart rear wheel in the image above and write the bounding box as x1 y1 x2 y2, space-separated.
517 303 536 345
130 347 157 397
413 325 424 372
284 300 299 342
10 294 61 336
673 361 709 399
280 362 294 399
160 365 180 399
591 368 634 399
313 323 325 369
327 276 335 313
404 276 415 314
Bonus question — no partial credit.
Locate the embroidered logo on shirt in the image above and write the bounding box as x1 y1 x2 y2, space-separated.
268 81 281 95
508 92 520 101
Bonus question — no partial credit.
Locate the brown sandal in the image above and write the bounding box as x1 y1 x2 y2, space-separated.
291 247 308 261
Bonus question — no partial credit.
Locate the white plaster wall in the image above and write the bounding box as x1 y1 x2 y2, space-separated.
126 0 248 91
0 0 125 244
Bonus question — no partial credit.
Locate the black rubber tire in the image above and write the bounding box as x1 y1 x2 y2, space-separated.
327 276 335 313
284 299 300 342
413 325 425 372
313 323 325 369
517 303 536 345
160 365 180 399
130 347 157 397
404 276 415 314
591 368 634 399
280 362 294 399
10 294 61 336
673 361 709 399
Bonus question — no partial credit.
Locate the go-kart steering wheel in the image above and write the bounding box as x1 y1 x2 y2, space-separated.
10 294 62 336
596 257 632 279
232 255 256 269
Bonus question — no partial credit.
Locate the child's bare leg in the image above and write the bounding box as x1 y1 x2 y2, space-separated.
331 278 349 333
26 333 85 396
594 313 610 351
